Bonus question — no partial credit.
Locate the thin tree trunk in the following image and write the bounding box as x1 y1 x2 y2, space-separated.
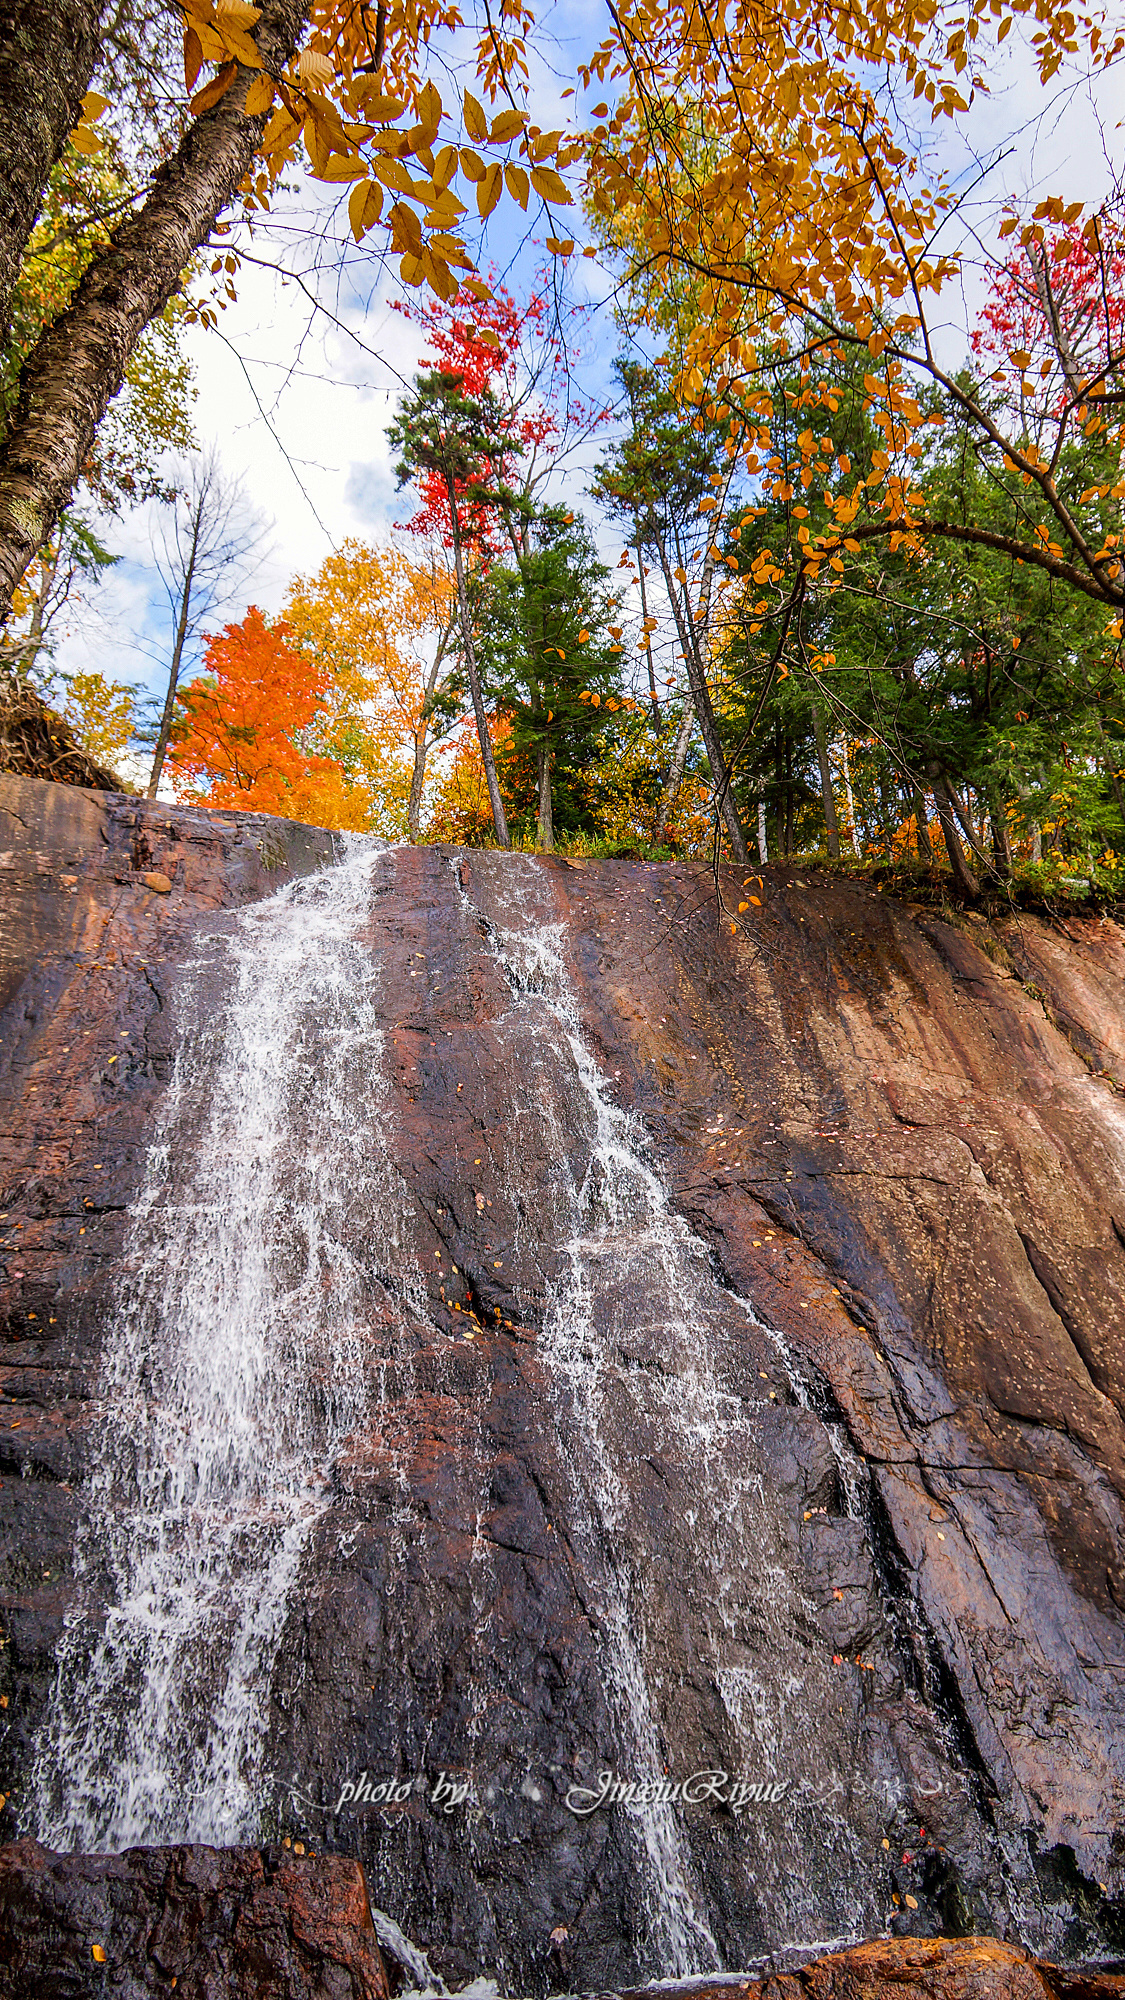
813 706 840 858
449 506 509 848
839 736 861 856
910 781 933 863
1097 719 1125 838
147 510 203 797
988 792 1012 876
536 741 554 850
944 772 992 870
930 768 980 897
0 0 307 617
784 734 795 857
652 703 693 845
635 522 659 712
407 618 456 840
656 549 750 864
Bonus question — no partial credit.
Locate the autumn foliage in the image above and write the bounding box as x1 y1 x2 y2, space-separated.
170 605 372 829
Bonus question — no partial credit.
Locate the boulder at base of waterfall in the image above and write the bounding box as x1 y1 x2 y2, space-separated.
631 1938 1125 1998
0 1838 390 2000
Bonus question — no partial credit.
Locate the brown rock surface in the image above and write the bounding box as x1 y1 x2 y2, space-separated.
0 1836 389 1999
620 1937 1125 1997
2 781 1125 1993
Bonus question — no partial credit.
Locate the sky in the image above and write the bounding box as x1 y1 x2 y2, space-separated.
49 12 1123 760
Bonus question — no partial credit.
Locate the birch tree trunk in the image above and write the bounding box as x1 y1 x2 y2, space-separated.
0 0 307 617
0 0 104 346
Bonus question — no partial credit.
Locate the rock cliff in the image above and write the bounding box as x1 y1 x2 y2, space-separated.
1 774 1124 1993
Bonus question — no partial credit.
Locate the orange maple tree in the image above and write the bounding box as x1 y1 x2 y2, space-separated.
169 604 371 828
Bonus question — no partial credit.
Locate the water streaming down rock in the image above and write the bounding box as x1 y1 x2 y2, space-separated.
34 835 412 1847
452 859 913 1966
18 823 1119 1989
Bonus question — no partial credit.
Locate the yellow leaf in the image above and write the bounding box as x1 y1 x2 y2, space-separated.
262 105 300 150
428 230 473 264
463 89 488 142
490 108 524 143
92 1947 107 1963
748 894 762 905
578 628 589 641
389 200 423 256
738 901 749 911
401 253 425 286
315 152 367 182
244 73 274 116
417 81 442 134
477 161 503 218
69 124 103 155
348 177 383 238
530 164 570 205
81 92 109 120
360 90 406 120
459 147 485 182
297 49 334 89
433 143 458 189
504 162 529 209
545 235 574 256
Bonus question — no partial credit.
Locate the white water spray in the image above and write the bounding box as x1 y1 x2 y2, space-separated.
461 858 890 1967
35 838 402 1848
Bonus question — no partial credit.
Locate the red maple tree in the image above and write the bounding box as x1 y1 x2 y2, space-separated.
393 279 604 560
972 214 1125 422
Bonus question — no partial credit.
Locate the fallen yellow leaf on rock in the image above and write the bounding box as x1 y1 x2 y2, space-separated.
92 1945 107 1962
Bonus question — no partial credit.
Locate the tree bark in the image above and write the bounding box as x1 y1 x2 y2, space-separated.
407 615 457 839
757 799 768 863
652 703 693 846
634 522 658 712
0 0 307 618
930 768 980 897
813 706 839 858
536 740 554 850
988 791 1012 877
0 0 104 348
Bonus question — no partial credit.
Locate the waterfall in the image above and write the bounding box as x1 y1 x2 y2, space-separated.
459 857 894 1968
33 838 909 1981
35 836 403 1848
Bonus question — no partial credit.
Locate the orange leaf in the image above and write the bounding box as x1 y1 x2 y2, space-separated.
190 63 237 115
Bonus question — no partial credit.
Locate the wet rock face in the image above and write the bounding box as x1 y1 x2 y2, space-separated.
0 1837 389 1999
2 779 1125 1993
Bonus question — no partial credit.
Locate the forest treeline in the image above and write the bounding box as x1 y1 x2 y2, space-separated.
0 0 1122 900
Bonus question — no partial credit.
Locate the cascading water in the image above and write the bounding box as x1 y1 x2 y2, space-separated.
457 858 902 1968
33 840 928 1983
35 835 412 1848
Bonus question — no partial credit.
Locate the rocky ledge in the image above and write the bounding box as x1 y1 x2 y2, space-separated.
1 1840 1123 2000
2 776 1125 1990
0 1837 389 1999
